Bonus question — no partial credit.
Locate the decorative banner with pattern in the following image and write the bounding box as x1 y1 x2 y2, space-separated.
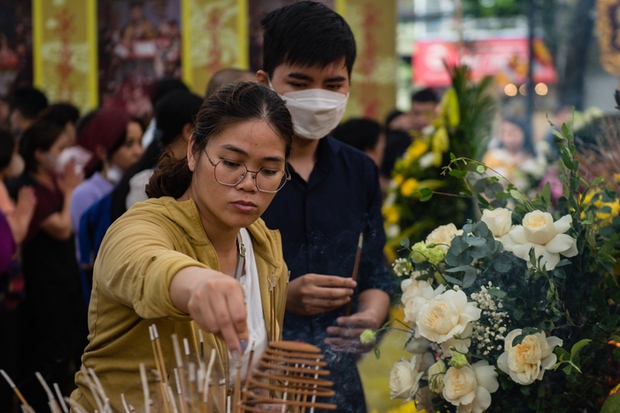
32 0 97 113
597 0 620 76
182 0 248 97
340 0 396 122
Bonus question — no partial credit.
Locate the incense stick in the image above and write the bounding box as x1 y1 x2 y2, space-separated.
121 393 131 413
140 363 151 413
203 349 216 403
35 372 62 413
54 383 69 413
344 232 363 316
0 369 30 408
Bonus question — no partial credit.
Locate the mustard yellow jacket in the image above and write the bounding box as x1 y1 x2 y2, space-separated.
71 197 287 412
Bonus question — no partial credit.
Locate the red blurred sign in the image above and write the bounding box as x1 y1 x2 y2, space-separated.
413 38 557 88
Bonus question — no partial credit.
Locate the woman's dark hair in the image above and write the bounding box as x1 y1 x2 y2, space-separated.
0 128 16 170
19 120 65 174
147 81 294 199
108 90 203 221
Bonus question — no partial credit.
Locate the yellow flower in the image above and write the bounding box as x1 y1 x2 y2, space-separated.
406 140 430 161
383 204 401 224
394 174 405 186
401 178 419 197
614 173 620 182
431 127 449 167
440 87 460 127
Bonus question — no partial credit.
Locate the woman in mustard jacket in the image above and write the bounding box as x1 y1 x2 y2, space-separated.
71 81 293 412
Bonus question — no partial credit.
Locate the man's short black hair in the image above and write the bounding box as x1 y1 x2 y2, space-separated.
331 118 382 153
411 87 439 104
38 102 80 128
10 87 48 119
261 1 356 78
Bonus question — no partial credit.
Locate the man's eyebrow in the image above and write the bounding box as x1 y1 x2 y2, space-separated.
287 72 314 81
287 72 347 83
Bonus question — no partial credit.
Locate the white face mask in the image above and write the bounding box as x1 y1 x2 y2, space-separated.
106 163 123 184
273 85 349 140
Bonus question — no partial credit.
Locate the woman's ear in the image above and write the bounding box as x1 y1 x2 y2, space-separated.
181 124 193 142
186 135 196 172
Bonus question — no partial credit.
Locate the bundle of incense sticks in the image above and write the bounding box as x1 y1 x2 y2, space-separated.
0 328 336 413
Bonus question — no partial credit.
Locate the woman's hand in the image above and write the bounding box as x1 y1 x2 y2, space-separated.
57 160 82 194
170 267 249 355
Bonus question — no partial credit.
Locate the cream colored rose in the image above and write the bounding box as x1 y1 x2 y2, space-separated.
426 223 463 252
480 208 512 238
503 212 578 270
401 279 446 325
440 322 473 356
442 361 498 413
416 290 481 343
428 359 447 393
389 355 424 400
497 329 563 385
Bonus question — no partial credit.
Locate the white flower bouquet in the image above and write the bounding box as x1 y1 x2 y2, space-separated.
366 122 620 412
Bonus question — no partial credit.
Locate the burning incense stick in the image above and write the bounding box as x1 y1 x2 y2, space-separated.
344 232 363 316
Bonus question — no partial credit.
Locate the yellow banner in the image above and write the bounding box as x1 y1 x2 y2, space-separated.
33 0 97 113
341 0 397 123
182 0 249 97
597 0 620 76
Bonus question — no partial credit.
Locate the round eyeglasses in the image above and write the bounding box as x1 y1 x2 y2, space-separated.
205 152 290 193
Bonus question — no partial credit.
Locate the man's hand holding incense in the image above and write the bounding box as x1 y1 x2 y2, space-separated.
285 273 356 316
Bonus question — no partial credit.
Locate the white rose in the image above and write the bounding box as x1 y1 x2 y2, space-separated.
497 329 563 385
440 322 473 357
480 208 512 238
442 361 499 413
426 223 463 252
428 359 447 393
389 355 424 400
416 290 481 343
402 279 446 324
503 212 578 270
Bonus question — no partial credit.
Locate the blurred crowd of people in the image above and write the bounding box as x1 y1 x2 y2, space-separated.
0 69 257 411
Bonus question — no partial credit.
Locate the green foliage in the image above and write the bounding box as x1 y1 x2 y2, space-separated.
381 114 620 412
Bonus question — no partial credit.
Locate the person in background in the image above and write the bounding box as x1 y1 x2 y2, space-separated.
8 86 48 137
0 128 36 413
381 87 439 181
77 90 202 303
256 2 393 411
331 118 386 168
142 77 188 148
205 67 256 97
482 117 547 193
38 102 81 145
7 120 84 412
70 108 144 240
71 81 293 412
